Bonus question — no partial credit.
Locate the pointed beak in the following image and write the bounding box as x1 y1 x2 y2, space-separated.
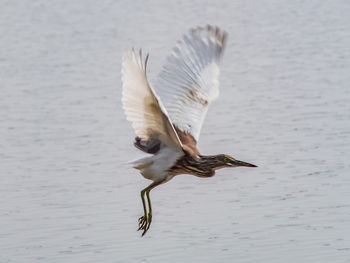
232 159 257 167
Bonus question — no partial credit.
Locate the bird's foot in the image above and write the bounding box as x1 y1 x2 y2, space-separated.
138 215 147 230
137 212 152 236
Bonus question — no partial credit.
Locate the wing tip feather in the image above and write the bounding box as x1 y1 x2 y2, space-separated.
122 48 149 74
191 24 228 48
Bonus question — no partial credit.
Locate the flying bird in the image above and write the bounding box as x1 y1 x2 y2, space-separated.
121 25 257 236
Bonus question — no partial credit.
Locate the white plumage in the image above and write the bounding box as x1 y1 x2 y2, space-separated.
153 26 226 141
130 147 183 182
121 49 184 182
122 26 226 183
121 49 183 151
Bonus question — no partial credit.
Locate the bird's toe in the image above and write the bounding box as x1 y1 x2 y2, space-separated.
137 214 153 236
138 216 147 230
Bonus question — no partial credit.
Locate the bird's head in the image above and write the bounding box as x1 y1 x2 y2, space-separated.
218 154 257 168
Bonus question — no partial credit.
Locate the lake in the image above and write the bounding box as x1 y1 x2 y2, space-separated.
1 0 349 262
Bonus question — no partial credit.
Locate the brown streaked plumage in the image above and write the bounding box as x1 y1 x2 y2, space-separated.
169 154 221 178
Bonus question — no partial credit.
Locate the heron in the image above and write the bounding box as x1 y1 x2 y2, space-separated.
121 25 257 236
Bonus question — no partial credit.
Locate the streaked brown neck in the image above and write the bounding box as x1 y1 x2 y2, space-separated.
198 154 226 170
170 154 225 177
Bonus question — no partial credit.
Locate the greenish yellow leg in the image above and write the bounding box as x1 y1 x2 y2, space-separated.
137 181 163 237
145 190 152 232
138 189 148 231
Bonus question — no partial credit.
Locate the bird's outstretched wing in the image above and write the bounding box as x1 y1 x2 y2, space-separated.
121 49 183 151
153 25 227 143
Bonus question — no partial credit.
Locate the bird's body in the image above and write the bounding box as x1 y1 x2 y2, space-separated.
131 146 183 182
121 25 257 236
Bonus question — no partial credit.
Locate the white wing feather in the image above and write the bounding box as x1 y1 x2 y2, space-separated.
121 49 183 150
153 26 227 141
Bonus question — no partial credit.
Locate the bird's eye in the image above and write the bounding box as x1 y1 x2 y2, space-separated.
224 157 233 163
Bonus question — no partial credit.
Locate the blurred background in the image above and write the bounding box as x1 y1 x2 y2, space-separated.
1 0 349 262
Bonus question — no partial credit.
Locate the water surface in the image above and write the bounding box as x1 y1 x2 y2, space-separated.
1 0 350 262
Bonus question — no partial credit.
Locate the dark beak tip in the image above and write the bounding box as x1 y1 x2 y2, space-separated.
235 160 258 167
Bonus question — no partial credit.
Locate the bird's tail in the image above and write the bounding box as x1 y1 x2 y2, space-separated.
128 156 153 170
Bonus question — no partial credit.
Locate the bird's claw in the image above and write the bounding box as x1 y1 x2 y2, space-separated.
137 213 152 236
138 216 147 231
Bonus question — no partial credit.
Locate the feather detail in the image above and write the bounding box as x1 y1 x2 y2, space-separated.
121 49 183 151
153 25 227 142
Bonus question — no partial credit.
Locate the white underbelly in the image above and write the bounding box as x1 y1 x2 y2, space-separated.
136 147 183 182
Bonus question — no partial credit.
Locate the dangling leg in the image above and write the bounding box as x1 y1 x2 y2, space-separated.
137 180 164 236
145 190 152 232
137 188 148 231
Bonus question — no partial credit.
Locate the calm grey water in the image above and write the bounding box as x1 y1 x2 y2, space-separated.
1 0 350 262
